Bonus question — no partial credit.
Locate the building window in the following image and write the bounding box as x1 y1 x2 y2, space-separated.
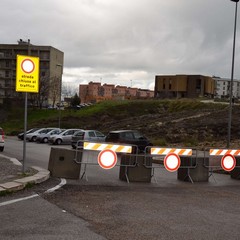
196 79 201 90
169 80 172 90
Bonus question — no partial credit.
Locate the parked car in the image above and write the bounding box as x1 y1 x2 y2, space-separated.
48 129 83 145
0 127 4 152
36 128 63 143
18 128 39 140
26 128 58 142
71 130 106 149
105 130 153 153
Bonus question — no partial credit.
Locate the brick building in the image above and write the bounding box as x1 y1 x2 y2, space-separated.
79 82 154 103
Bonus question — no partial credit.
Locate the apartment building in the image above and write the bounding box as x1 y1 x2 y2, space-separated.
0 39 64 106
213 77 240 99
79 82 154 103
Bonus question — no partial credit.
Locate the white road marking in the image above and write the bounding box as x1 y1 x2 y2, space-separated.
0 178 67 207
0 194 39 207
45 178 67 193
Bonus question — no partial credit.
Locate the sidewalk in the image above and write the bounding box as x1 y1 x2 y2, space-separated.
0 154 50 194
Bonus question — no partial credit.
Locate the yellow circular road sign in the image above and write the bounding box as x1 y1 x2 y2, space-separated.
16 55 39 93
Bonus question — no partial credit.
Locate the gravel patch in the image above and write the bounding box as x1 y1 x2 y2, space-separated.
0 157 37 184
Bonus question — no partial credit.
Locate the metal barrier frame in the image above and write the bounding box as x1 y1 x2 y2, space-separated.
74 141 141 183
203 148 240 182
144 146 201 183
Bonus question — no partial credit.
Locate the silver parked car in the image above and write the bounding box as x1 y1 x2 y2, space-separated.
48 129 83 145
26 128 58 142
36 128 63 143
18 128 39 140
71 130 106 149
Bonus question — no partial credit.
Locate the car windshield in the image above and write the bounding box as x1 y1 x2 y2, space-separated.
39 129 49 134
45 129 54 133
28 128 38 133
50 129 60 134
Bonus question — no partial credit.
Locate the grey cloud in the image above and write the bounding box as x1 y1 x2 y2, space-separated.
1 0 239 89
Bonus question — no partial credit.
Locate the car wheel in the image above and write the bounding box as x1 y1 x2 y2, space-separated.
0 146 4 152
43 137 48 143
56 139 62 145
31 136 37 142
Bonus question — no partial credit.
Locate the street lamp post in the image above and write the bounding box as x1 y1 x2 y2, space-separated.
227 0 239 148
56 64 63 128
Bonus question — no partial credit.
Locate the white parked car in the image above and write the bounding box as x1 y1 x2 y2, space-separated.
0 127 4 152
48 129 83 145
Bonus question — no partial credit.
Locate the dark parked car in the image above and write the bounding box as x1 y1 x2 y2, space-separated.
105 130 152 153
71 130 106 149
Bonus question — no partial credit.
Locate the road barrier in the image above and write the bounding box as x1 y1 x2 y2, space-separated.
207 148 240 180
150 147 193 174
150 147 192 156
146 146 209 183
83 142 132 153
48 142 240 184
74 141 140 182
48 147 81 179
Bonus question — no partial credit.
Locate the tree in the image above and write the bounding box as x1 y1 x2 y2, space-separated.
29 76 49 108
62 83 78 98
49 76 60 108
70 93 80 107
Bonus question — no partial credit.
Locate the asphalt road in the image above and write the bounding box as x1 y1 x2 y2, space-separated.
0 184 106 240
3 136 64 169
1 136 240 239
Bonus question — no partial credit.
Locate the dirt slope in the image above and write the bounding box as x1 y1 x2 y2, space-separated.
60 101 240 148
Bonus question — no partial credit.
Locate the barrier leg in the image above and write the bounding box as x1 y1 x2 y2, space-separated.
80 163 88 181
124 167 130 184
208 167 217 183
183 168 194 184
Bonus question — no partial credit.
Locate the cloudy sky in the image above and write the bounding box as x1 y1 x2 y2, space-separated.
1 0 240 90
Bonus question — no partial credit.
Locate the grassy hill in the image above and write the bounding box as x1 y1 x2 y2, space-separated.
1 99 239 148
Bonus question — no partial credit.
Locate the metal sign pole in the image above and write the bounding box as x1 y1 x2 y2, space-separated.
22 92 28 173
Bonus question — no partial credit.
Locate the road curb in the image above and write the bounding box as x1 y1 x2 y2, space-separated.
0 166 50 194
